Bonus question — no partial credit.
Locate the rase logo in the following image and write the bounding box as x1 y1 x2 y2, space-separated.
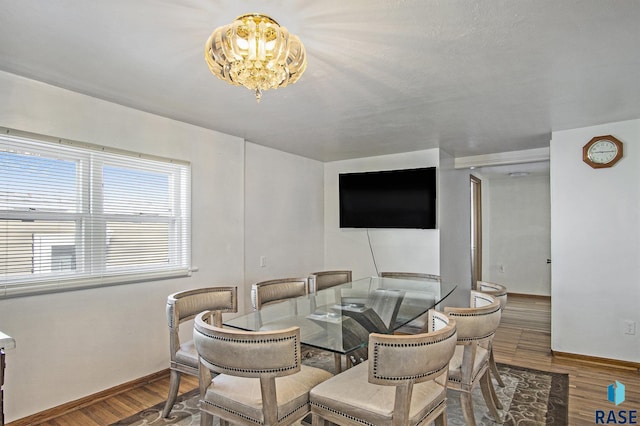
596 381 637 424
609 381 626 406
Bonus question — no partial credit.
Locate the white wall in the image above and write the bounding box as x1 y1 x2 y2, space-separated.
438 150 473 291
485 174 551 295
0 70 329 422
324 150 440 280
551 118 640 362
243 142 325 312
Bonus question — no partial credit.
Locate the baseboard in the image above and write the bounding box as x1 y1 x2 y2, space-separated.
507 292 551 300
552 350 640 372
7 369 170 426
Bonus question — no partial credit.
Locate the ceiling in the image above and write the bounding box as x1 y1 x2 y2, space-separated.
0 0 639 164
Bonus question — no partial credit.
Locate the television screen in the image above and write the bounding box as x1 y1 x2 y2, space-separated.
339 167 436 229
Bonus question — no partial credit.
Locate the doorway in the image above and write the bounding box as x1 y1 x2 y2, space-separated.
471 161 551 296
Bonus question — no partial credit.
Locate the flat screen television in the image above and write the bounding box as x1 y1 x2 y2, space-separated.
339 167 436 229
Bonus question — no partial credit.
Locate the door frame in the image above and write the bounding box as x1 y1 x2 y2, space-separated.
470 175 482 290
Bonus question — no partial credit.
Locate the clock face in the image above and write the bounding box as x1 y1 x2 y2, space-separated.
587 140 618 164
583 135 624 168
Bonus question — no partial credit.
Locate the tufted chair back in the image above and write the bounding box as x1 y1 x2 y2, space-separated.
162 286 237 418
195 322 302 379
251 277 309 310
446 291 501 340
367 311 457 387
310 310 457 426
478 280 507 311
309 270 352 291
193 313 333 426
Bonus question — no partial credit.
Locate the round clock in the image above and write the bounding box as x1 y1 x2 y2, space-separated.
583 135 623 169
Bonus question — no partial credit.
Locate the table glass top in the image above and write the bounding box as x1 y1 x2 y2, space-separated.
225 276 457 355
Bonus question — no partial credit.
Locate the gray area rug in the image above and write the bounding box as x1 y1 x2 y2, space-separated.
111 349 568 426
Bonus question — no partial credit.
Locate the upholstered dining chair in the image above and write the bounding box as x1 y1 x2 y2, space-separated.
162 286 237 418
309 309 457 426
379 271 441 333
478 280 508 388
444 291 503 426
309 270 352 292
193 313 333 426
251 277 310 310
308 270 357 372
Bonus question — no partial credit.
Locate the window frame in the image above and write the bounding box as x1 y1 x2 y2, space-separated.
0 127 192 298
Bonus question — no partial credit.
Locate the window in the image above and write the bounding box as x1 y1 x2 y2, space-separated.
0 129 191 298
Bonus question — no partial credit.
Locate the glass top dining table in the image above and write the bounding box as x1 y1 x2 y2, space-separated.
224 276 458 356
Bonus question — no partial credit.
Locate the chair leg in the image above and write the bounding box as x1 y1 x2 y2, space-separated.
480 371 503 422
487 367 503 410
334 353 342 373
312 413 327 426
161 369 181 418
200 411 214 426
489 349 505 387
460 392 477 426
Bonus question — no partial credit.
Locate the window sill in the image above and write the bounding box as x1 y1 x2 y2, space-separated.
0 268 192 299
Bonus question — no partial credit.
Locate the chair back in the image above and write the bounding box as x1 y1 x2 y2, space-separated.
166 287 237 358
194 312 302 378
167 286 237 326
427 308 453 332
309 270 352 291
251 277 309 310
380 271 441 281
478 280 507 311
444 291 501 342
368 309 457 386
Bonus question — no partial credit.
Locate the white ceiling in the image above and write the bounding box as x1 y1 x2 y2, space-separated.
0 0 639 163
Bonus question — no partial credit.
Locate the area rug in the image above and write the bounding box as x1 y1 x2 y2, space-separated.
111 351 568 426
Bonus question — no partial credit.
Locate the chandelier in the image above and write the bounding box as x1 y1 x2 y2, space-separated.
204 14 307 102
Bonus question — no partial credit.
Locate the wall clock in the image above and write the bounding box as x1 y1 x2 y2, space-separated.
582 135 624 169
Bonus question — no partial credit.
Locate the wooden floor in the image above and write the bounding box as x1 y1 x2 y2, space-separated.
10 294 640 425
494 294 639 425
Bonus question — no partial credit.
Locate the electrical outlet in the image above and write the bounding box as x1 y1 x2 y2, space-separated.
623 320 636 335
498 264 505 273
260 256 267 268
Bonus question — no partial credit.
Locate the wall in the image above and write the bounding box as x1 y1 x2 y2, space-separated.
485 174 551 295
438 150 473 291
324 150 440 280
478 171 492 283
243 142 325 312
0 70 329 422
551 118 640 362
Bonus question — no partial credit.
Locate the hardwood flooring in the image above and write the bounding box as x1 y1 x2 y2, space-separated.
7 373 199 426
493 294 639 425
9 294 640 425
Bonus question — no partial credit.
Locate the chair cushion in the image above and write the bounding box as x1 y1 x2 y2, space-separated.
175 340 198 367
202 365 333 424
448 345 489 383
310 362 446 426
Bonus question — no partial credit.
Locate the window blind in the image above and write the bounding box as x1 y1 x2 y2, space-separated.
0 129 191 298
